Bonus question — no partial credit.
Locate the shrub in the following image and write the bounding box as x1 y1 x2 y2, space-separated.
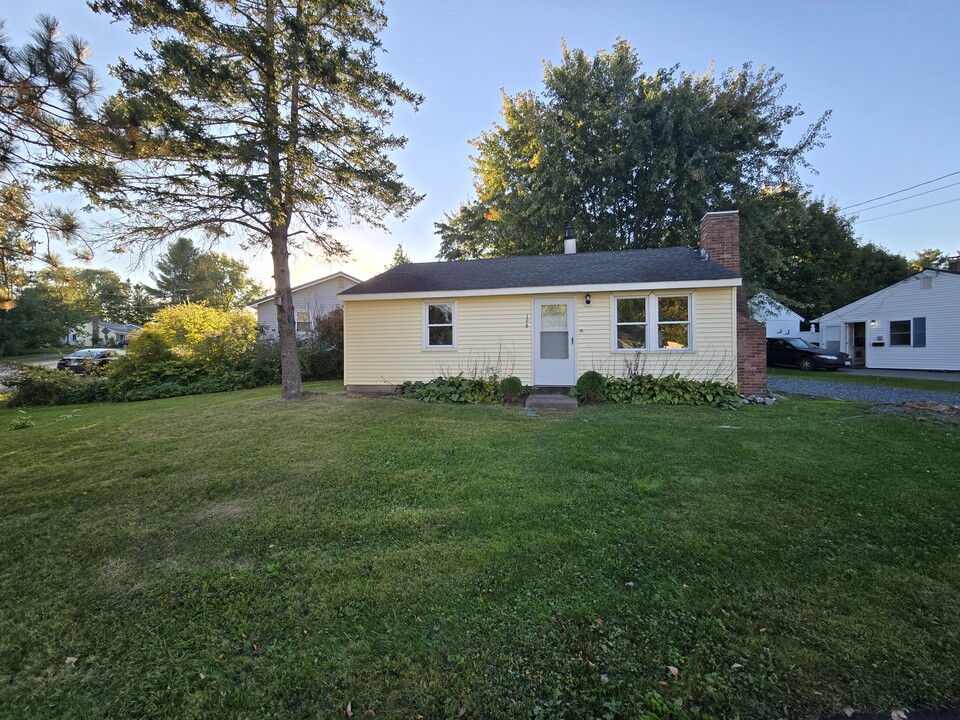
3 365 104 408
603 372 740 408
127 303 258 368
499 376 524 403
400 376 502 404
574 370 607 405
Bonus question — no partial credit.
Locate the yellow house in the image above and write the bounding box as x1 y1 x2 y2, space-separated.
340 212 767 395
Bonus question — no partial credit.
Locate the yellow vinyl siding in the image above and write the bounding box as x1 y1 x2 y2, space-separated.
343 287 736 386
344 296 533 386
576 287 736 382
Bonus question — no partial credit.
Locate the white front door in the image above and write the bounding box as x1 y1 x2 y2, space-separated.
533 298 576 386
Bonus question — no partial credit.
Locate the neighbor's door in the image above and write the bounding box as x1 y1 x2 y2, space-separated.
533 298 576 386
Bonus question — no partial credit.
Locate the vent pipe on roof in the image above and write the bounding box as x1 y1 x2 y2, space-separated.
563 224 576 254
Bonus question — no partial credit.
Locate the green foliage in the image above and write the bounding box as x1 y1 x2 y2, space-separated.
6 409 34 430
574 370 608 405
401 376 503 404
437 40 829 259
386 243 412 269
2 364 104 408
600 372 741 408
0 285 84 356
80 0 423 399
148 237 264 310
499 375 525 403
0 17 98 309
740 187 910 318
126 303 258 368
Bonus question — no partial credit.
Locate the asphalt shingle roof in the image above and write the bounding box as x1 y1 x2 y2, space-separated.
341 246 740 296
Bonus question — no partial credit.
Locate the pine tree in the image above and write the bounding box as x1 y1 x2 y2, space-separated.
82 0 422 398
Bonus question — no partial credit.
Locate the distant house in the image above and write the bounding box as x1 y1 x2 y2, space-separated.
749 293 804 338
250 271 361 336
338 212 767 395
65 319 142 347
813 268 960 370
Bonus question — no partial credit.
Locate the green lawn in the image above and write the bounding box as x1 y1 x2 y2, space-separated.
769 367 960 394
1 384 959 719
0 348 70 364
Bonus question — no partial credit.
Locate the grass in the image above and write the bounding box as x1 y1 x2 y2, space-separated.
1 384 959 719
0 348 70 364
768 368 960 394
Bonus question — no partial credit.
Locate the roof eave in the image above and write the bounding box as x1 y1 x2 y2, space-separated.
339 277 741 301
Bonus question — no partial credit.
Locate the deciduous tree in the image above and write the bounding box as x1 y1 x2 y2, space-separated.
436 40 829 259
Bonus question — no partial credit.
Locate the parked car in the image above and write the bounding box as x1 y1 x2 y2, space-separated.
766 338 852 371
56 348 126 374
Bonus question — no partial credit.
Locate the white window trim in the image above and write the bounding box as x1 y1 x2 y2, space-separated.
611 293 695 352
295 309 312 333
423 301 457 350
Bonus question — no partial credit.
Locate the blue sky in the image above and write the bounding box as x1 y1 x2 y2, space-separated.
5 0 959 286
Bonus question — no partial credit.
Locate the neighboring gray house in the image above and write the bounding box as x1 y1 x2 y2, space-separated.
813 268 960 370
749 293 804 338
250 271 361 336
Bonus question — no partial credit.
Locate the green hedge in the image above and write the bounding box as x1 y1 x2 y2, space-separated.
573 371 740 408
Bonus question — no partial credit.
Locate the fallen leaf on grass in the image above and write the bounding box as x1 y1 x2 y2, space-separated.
346 701 352 718
658 681 668 687
841 708 854 718
457 707 466 717
65 657 78 667
667 665 679 676
759 627 767 633
731 663 743 670
891 711 908 720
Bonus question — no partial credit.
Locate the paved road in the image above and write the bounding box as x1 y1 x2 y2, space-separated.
768 376 960 405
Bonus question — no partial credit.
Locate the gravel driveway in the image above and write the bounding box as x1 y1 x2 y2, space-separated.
768 376 960 405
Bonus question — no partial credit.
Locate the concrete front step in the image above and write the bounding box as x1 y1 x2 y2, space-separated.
525 393 579 410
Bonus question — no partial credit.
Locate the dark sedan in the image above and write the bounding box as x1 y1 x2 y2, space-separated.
56 348 126 373
766 338 852 371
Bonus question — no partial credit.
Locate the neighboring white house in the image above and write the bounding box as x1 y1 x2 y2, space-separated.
65 320 142 347
749 293 804 338
813 268 960 370
250 271 361 336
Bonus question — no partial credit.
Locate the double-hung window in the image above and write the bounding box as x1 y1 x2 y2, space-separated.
295 310 312 333
615 298 647 349
656 296 690 349
890 320 911 346
614 294 691 351
425 303 455 348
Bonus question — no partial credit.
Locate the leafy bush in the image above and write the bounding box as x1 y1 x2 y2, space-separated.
3 365 105 408
400 376 502 404
603 372 740 408
499 376 524 403
127 303 258 367
573 370 607 405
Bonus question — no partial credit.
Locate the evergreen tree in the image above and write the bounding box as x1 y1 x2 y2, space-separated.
386 243 411 269
81 0 422 399
149 238 200 305
0 17 100 308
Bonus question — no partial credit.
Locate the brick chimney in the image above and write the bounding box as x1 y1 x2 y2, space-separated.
699 211 767 396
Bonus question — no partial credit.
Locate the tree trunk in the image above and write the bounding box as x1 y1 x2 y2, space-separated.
270 226 304 399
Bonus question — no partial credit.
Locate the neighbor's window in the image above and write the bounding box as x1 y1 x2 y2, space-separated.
296 310 312 332
890 320 911 346
616 297 647 349
426 303 454 347
657 296 690 349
